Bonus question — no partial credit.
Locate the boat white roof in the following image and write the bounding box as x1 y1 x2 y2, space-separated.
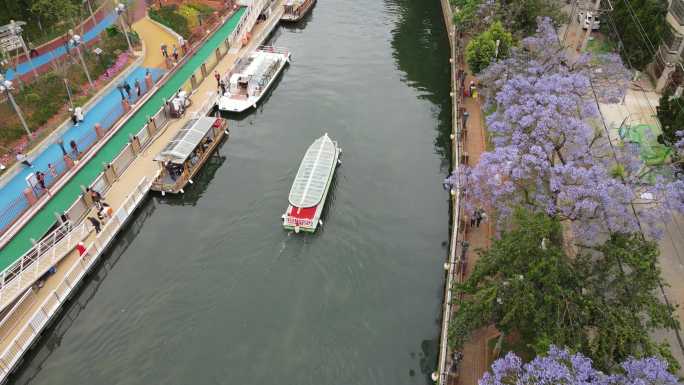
288 134 337 208
154 117 216 164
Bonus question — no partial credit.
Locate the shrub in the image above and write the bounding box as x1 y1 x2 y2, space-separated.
150 5 191 38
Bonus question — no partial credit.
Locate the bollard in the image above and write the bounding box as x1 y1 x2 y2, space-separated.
94 123 104 139
23 187 37 206
129 134 141 154
103 163 118 184
81 185 94 207
122 98 131 112
64 154 75 170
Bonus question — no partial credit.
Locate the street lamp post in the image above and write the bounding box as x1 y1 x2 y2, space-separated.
0 74 31 137
9 20 38 79
69 30 94 88
115 3 134 53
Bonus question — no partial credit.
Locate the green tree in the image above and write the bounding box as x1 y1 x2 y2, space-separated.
448 209 679 371
605 0 670 70
30 0 78 30
657 90 684 147
465 22 513 73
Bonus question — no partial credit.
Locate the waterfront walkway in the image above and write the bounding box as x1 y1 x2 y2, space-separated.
0 3 283 378
0 8 246 266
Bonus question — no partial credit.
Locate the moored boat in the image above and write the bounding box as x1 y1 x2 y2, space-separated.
282 133 341 233
151 117 229 195
281 0 316 22
216 46 290 113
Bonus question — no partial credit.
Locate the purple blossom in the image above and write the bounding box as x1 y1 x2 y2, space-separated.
446 18 684 240
480 346 677 385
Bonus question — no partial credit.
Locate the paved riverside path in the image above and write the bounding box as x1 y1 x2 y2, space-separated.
451 74 498 385
0 8 246 266
132 17 178 69
0 7 280 367
5 13 118 81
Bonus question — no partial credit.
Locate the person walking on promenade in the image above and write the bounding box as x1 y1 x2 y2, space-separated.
48 163 57 177
70 140 80 160
178 36 186 54
87 216 101 233
214 71 221 88
161 43 168 58
135 79 142 98
117 84 126 100
123 81 132 100
172 45 179 63
16 151 33 168
219 79 226 95
36 171 49 195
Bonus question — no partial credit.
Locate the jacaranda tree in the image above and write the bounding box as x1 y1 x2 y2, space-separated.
481 346 678 385
446 18 684 241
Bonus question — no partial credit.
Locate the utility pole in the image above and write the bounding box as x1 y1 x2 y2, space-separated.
0 74 31 137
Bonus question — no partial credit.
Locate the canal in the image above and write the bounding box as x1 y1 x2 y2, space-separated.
10 1 452 384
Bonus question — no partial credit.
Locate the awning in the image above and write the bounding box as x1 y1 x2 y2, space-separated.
288 134 337 207
154 117 218 164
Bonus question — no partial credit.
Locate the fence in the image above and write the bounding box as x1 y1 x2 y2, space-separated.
0 69 161 237
436 0 469 384
0 176 152 381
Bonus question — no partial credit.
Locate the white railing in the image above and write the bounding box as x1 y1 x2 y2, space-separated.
228 0 270 50
0 177 151 381
0 222 89 313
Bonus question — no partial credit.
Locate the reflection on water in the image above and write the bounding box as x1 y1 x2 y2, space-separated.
388 0 452 169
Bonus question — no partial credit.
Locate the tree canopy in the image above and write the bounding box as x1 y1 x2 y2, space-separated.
446 18 684 241
449 209 679 371
604 0 670 70
481 346 678 385
465 21 513 73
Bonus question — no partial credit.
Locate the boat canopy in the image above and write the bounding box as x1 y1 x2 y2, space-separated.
288 134 337 208
154 117 217 164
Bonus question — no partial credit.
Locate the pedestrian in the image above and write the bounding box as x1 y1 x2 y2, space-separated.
74 106 84 122
87 216 102 234
16 152 33 168
117 84 125 100
462 111 470 129
219 79 226 95
89 188 102 204
214 71 221 88
71 111 78 125
468 80 475 97
470 211 477 227
475 208 483 228
48 163 57 177
60 212 70 225
178 36 186 54
123 81 132 100
161 43 168 58
172 45 179 63
70 140 80 160
135 78 141 98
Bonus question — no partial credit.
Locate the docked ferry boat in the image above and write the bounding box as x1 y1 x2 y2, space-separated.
282 134 341 233
216 46 290 113
282 0 316 22
151 117 228 195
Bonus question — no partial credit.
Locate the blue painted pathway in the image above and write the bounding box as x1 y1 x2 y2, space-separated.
6 13 118 81
0 66 165 233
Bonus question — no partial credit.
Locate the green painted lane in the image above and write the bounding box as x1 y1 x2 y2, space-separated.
0 7 246 266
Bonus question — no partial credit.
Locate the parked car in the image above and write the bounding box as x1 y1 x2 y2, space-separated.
577 11 600 30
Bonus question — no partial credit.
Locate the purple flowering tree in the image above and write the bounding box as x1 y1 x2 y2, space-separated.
480 346 678 385
446 18 683 241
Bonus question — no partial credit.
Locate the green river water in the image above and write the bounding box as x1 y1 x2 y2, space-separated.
9 1 452 384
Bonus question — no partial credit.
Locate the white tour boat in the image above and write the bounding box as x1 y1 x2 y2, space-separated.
216 46 290 113
282 133 341 233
